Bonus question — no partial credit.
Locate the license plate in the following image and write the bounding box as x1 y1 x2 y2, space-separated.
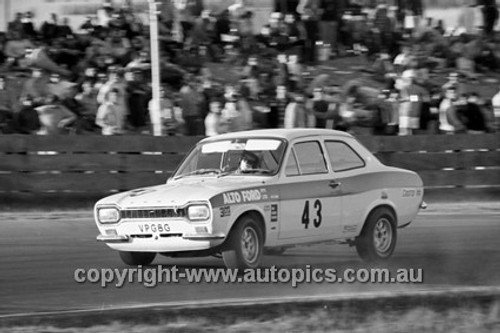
138 223 171 233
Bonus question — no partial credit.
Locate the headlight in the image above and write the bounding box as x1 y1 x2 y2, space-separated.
97 207 120 224
187 205 210 221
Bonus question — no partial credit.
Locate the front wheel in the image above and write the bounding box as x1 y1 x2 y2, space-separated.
119 251 156 266
223 215 264 269
355 208 397 262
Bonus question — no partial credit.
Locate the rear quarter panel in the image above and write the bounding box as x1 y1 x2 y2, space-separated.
335 137 423 237
339 166 423 237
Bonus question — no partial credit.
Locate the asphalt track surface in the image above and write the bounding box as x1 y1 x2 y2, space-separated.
1 205 499 317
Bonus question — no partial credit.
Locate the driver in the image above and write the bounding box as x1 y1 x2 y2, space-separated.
238 151 260 173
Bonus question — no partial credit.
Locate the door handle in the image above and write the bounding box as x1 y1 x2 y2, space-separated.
329 180 341 189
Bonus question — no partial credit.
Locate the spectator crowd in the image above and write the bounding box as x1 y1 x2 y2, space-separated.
0 0 499 137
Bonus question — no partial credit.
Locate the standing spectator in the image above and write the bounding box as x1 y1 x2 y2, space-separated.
126 71 149 130
149 87 180 136
439 87 464 134
40 13 60 42
15 96 40 134
491 85 500 130
96 88 124 135
21 12 36 39
397 0 424 29
384 90 400 135
459 92 487 133
0 76 16 132
0 76 16 114
97 67 128 129
199 76 218 119
283 14 304 53
269 85 290 128
374 4 394 52
222 86 243 132
97 0 114 28
319 0 339 55
287 54 303 92
458 1 476 34
35 95 77 135
284 93 307 128
175 0 199 42
214 9 231 50
205 99 224 136
58 18 74 38
297 0 320 65
20 67 49 103
397 70 429 135
160 0 176 31
481 0 499 36
7 13 24 38
234 88 253 131
75 80 99 133
310 87 329 128
275 54 290 88
179 78 202 135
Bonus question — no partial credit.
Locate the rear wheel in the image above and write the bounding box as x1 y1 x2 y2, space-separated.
356 208 397 262
119 251 156 266
223 215 264 269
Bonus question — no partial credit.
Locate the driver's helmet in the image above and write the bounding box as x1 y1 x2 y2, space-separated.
239 151 260 171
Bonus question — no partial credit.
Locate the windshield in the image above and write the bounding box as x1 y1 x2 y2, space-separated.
173 138 286 179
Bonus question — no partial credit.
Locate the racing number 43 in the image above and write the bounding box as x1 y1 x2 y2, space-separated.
302 199 322 229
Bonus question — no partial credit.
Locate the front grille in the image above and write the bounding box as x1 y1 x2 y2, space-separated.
121 208 186 219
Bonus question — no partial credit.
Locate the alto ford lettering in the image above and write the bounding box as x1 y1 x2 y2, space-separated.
94 129 426 269
223 190 263 204
223 192 241 204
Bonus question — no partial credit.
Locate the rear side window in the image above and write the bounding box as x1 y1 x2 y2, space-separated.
325 141 365 172
293 141 328 175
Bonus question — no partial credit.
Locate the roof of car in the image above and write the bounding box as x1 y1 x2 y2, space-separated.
200 129 353 143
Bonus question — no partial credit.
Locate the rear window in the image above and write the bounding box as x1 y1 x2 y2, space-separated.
293 141 328 175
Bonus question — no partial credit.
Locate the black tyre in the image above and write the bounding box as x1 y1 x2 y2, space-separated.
355 208 397 262
223 215 264 269
119 251 156 266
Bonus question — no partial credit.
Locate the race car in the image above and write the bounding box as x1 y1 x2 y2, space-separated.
94 129 425 269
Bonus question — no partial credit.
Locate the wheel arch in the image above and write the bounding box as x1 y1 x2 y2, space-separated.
225 209 267 247
360 202 398 234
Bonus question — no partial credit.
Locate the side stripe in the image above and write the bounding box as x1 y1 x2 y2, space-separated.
209 171 422 208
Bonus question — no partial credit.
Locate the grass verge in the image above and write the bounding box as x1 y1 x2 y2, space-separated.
1 292 499 333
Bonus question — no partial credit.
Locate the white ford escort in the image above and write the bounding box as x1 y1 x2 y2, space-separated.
95 129 425 269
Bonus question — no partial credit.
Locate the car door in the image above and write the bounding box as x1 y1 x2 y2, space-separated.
278 137 342 241
323 139 368 237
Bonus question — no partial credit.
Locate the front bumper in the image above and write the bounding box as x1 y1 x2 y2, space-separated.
97 234 130 243
96 232 226 243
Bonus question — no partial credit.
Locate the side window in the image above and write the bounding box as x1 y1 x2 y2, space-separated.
294 141 328 175
325 141 365 172
285 150 300 176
